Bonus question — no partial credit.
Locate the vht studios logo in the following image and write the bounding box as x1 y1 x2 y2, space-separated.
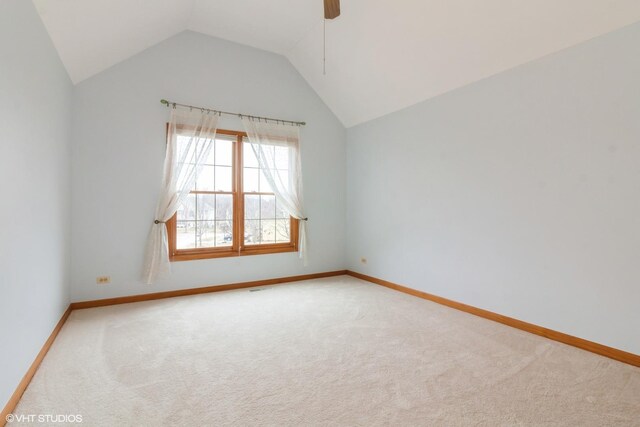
6 414 83 423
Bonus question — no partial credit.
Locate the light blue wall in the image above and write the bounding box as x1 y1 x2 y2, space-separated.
347 22 640 354
71 31 347 301
0 0 72 408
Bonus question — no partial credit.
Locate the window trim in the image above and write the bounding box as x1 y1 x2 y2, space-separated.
167 128 299 262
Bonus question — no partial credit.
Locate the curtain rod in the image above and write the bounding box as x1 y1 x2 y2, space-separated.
160 99 306 126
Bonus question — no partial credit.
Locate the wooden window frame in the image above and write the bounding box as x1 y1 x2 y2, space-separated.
167 128 299 262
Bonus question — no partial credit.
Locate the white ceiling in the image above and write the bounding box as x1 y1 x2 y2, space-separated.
34 0 640 127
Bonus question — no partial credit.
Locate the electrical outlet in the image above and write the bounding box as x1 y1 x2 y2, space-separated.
96 276 111 284
360 257 367 264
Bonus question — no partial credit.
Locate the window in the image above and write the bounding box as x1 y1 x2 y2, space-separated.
167 128 298 261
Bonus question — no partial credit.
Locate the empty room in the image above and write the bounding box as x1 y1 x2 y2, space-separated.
1 0 640 425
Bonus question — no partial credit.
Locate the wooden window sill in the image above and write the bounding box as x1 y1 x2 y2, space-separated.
170 244 298 262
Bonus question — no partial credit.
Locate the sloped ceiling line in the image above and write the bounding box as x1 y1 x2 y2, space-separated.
33 0 640 127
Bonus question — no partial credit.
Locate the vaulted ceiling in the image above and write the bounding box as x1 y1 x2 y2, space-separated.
33 0 640 127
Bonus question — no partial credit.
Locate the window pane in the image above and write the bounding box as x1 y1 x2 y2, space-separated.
177 194 196 221
260 219 276 243
274 146 289 170
195 166 215 191
176 221 196 249
245 194 260 220
244 168 259 192
204 143 215 165
177 136 196 164
275 219 291 242
260 195 276 219
215 194 233 220
215 166 232 192
216 220 233 246
275 169 290 191
215 139 233 166
259 170 273 193
177 136 215 164
196 221 216 248
243 142 259 168
275 200 289 219
261 145 276 166
244 220 260 244
196 194 216 221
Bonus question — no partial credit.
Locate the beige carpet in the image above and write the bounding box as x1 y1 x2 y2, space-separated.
13 276 640 426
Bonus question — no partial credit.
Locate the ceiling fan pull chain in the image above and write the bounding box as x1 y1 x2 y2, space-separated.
322 0 340 75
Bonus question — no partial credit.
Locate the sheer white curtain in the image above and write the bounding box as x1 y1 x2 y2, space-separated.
242 118 308 264
143 108 219 284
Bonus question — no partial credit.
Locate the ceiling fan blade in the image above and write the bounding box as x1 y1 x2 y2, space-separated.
324 0 340 19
